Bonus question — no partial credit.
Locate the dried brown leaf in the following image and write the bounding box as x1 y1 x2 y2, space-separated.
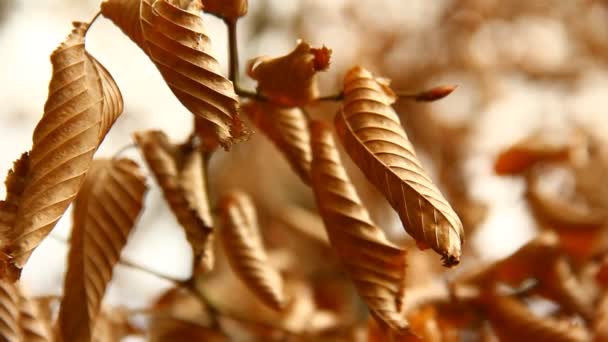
57 158 147 342
134 130 214 271
101 0 249 149
247 41 331 106
484 295 589 342
0 280 20 341
309 121 409 332
0 281 53 342
0 22 123 279
334 66 463 267
219 190 286 311
242 101 312 183
494 135 570 175
19 291 53 342
202 0 247 20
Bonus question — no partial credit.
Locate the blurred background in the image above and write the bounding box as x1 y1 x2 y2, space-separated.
1 0 608 340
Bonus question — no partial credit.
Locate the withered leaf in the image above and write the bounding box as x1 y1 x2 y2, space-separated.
0 280 20 341
57 158 147 342
19 291 53 342
334 66 463 267
202 0 248 20
134 130 214 271
0 22 123 279
483 295 589 342
0 281 53 342
494 134 571 175
242 101 312 184
309 121 409 332
219 190 287 311
101 0 249 149
247 41 331 106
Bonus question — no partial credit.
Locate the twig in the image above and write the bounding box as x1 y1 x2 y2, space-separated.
226 19 239 84
48 234 186 284
313 85 457 103
119 258 188 284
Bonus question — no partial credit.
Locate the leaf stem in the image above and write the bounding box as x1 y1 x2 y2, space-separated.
84 10 102 36
226 18 239 84
119 258 188 284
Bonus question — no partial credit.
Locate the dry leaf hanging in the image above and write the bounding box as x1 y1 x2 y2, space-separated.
0 22 123 280
242 101 312 183
309 120 409 332
134 130 214 271
219 190 286 311
334 66 463 267
247 41 331 106
101 0 249 149
483 295 589 342
202 0 248 20
57 158 147 342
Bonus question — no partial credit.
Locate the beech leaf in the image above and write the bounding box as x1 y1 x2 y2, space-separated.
134 130 214 271
0 22 124 279
57 158 147 342
334 66 463 266
101 0 250 149
309 121 409 332
247 41 331 106
242 101 312 184
219 190 287 311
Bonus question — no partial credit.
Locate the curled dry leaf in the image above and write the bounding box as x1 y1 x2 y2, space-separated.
101 0 249 149
494 134 571 175
483 295 590 342
57 158 147 342
242 101 312 183
247 41 332 106
334 66 463 267
134 130 214 271
219 190 287 311
0 22 123 279
309 121 409 332
202 0 248 20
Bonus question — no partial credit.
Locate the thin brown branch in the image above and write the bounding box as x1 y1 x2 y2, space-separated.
49 234 186 284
